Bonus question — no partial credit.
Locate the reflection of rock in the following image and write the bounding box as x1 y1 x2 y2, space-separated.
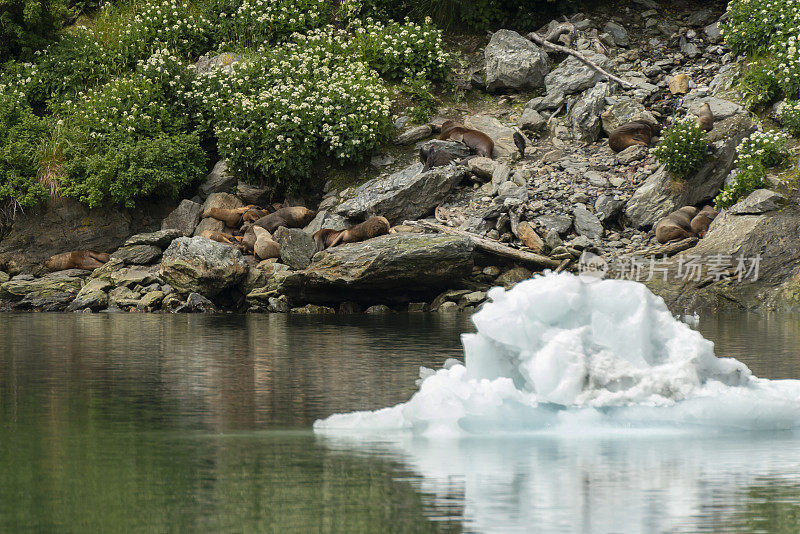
484 29 550 92
160 236 248 296
272 234 474 304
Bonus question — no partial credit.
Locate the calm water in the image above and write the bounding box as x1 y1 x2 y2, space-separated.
1 312 800 533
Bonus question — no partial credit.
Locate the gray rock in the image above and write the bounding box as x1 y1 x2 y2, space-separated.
303 210 350 235
161 200 203 237
67 278 111 311
729 189 787 215
0 271 8 284
194 52 241 75
464 115 517 157
160 236 248 296
491 162 511 194
126 229 183 249
496 181 528 203
193 192 243 236
496 266 532 288
396 125 433 145
601 98 658 135
137 290 165 310
687 9 715 26
101 265 160 288
236 182 271 206
484 29 551 92
615 145 649 165
468 157 497 181
680 37 701 58
110 245 163 265
109 286 141 307
682 93 745 121
603 22 629 46
704 22 722 43
570 82 611 142
518 108 547 132
573 206 603 240
175 292 217 313
199 160 237 198
0 270 88 301
536 215 573 236
545 52 610 95
595 195 625 222
274 227 315 270
334 163 467 224
416 139 472 161
525 92 566 112
626 114 757 228
365 304 392 314
271 234 474 304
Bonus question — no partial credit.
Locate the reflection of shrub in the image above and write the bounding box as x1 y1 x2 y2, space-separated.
653 118 710 177
715 130 789 209
0 93 48 211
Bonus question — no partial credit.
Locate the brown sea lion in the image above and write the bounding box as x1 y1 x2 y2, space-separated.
200 230 237 244
690 205 718 238
696 103 714 132
312 228 343 253
439 120 495 158
513 131 527 158
608 121 661 153
202 206 251 228
654 206 699 244
328 216 391 248
252 226 280 260
252 206 317 233
242 207 274 223
45 250 110 271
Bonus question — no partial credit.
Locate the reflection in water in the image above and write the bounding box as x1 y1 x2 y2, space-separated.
2 312 800 532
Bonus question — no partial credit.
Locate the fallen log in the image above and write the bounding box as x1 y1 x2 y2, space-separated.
525 32 636 89
404 220 562 270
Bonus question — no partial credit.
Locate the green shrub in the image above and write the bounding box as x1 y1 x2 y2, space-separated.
715 130 789 208
653 118 710 177
397 75 437 123
0 0 71 61
780 100 800 136
739 60 781 109
0 92 49 211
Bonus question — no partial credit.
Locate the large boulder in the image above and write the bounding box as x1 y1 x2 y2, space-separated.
463 115 517 157
484 29 551 92
159 236 248 296
0 269 88 301
271 233 475 304
729 189 787 215
193 192 243 236
625 114 757 228
569 82 611 143
126 229 183 249
199 160 236 198
334 163 468 224
161 199 203 237
274 227 315 270
601 98 659 135
682 92 746 121
303 210 350 235
110 245 162 265
545 52 610 96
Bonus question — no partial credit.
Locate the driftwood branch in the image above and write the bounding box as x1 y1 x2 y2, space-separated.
404 220 562 270
631 237 699 258
525 32 636 89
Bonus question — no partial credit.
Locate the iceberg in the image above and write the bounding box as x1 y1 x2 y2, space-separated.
314 273 800 436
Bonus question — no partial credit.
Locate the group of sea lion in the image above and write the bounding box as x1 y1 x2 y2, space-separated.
654 205 718 244
608 103 715 153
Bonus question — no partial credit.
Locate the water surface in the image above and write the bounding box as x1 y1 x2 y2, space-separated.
2 312 800 532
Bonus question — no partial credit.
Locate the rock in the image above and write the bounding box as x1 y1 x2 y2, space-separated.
526 92 566 112
536 215 573 236
603 21 629 46
108 286 141 307
110 245 162 265
468 157 497 181
437 301 459 313
626 115 757 228
365 304 392 314
137 290 165 310
545 228 563 250
615 145 648 165
496 266 532 288
601 98 658 135
303 210 350 235
668 74 690 95
416 139 473 160
573 206 603 240
102 265 160 288
0 270 88 301
193 192 243 236
240 262 289 295
334 163 467 224
687 9 715 26
570 82 611 143
272 234 474 304
459 291 486 307
518 108 547 132
484 29 550 92
594 195 625 222
682 93 745 121
545 52 610 96
514 222 544 252
67 278 111 311
267 296 290 313
17 290 77 311
729 189 787 215
464 115 517 157
407 302 429 312
175 292 217 313
273 227 315 270
490 162 512 194
126 229 183 249
194 52 241 74
396 125 433 145
161 200 203 237
370 154 395 168
680 37 701 58
495 181 528 203
199 160 236 198
0 272 8 284
236 182 271 206
161 293 184 312
291 304 335 314
160 236 248 296
704 22 722 43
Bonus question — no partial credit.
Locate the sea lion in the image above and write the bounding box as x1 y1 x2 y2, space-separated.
513 131 527 158
439 120 495 158
654 206 699 243
328 216 391 248
608 120 661 153
252 226 280 260
200 230 237 244
690 205 718 238
696 103 714 132
202 206 251 228
312 228 342 253
45 250 110 271
252 206 317 233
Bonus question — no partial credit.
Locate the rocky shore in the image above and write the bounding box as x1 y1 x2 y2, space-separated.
1 1 798 314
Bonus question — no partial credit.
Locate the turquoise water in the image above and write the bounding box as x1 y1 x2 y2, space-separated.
2 312 800 532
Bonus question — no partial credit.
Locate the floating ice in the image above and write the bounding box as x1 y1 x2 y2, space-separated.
314 273 800 435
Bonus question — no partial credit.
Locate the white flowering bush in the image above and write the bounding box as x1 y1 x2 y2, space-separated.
716 130 790 208
204 0 329 48
780 100 800 135
653 118 710 177
721 0 784 57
